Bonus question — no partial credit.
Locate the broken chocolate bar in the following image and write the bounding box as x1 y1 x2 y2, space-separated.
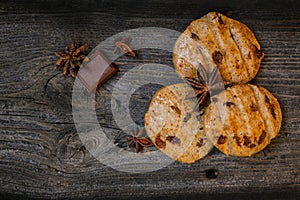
77 51 119 93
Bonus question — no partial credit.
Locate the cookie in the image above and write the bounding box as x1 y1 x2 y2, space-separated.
204 84 282 156
173 12 264 84
144 83 213 163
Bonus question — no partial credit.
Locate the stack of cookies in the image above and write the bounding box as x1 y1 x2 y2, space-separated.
144 12 282 163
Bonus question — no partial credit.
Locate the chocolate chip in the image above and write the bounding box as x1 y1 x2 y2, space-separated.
249 144 256 148
265 95 270 104
217 14 225 25
243 135 252 146
212 51 223 65
253 45 263 59
225 83 233 89
265 95 276 119
191 32 199 40
258 131 267 145
166 136 181 145
166 136 174 142
172 137 181 145
205 168 219 179
170 105 181 115
224 102 235 107
270 105 276 120
217 135 227 145
155 135 166 149
247 52 251 59
256 50 263 59
197 138 204 147
233 136 241 147
250 103 258 112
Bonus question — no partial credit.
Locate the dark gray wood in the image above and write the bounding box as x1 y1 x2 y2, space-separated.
0 0 299 199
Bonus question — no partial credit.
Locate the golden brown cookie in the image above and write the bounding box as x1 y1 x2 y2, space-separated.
204 84 282 157
144 83 213 163
173 12 264 84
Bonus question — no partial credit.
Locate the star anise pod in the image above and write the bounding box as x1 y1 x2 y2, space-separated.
54 40 88 78
127 128 153 153
185 64 224 108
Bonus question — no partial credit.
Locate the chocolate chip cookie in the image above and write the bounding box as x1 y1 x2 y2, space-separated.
144 83 213 163
204 84 282 156
173 12 264 84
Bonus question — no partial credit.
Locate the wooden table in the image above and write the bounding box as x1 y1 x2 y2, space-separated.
0 0 299 199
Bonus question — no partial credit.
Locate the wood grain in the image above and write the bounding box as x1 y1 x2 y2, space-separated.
0 0 299 199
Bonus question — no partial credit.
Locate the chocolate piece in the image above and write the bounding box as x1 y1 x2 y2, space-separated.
77 51 119 93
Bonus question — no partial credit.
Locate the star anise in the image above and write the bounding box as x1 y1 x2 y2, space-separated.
127 128 153 153
54 40 88 78
185 64 224 108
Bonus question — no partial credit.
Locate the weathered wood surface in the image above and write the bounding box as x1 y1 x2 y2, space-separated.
0 0 299 199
